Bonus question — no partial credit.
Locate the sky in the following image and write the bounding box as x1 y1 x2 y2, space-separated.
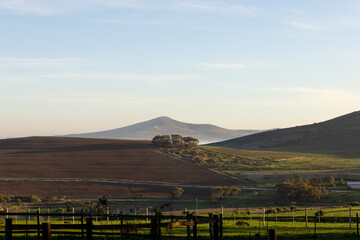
1 0 360 139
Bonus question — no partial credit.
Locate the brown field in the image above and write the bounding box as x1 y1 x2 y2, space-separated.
0 181 211 199
0 137 236 198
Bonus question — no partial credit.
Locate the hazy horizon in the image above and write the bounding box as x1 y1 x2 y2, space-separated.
2 0 360 139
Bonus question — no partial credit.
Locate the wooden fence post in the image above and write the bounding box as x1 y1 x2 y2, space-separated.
305 208 308 227
81 209 85 240
37 210 41 240
267 229 277 240
186 212 191 240
214 215 219 240
357 213 359 237
193 216 198 240
219 214 223 240
106 207 110 224
314 214 317 238
73 208 75 224
209 213 214 240
42 222 51 240
349 207 352 228
151 218 161 240
86 218 93 240
263 208 266 227
5 218 12 240
120 211 124 239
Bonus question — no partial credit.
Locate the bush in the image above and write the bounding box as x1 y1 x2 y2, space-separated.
316 210 325 217
266 208 276 214
31 195 42 204
290 205 298 211
346 201 360 206
277 176 327 202
236 220 249 227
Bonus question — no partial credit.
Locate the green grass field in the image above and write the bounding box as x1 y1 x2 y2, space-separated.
3 207 360 239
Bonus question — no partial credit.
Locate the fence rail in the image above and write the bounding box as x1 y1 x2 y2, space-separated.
1 212 224 240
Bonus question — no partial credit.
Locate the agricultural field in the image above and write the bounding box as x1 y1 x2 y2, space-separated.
0 137 237 199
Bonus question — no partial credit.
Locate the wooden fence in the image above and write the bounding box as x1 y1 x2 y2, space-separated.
1 212 224 240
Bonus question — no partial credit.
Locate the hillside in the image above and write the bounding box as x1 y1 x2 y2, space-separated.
0 137 237 198
210 111 360 157
65 116 260 144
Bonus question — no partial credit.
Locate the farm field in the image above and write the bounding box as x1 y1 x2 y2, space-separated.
163 146 360 186
0 137 237 199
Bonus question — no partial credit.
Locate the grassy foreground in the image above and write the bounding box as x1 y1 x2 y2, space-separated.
3 207 360 239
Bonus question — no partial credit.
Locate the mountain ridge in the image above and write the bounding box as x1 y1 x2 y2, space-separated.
65 116 261 144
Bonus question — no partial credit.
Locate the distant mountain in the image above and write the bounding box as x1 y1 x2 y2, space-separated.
65 116 261 144
210 111 360 157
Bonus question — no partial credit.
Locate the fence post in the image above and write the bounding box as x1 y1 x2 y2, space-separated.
151 218 161 240
214 215 219 240
193 216 198 240
305 208 308 227
357 213 359 237
120 211 124 239
186 212 191 240
42 223 51 240
5 218 12 240
81 209 85 240
267 229 277 240
209 213 214 240
263 208 266 227
314 214 317 238
73 208 75 224
107 207 110 224
86 218 93 240
26 210 29 237
219 214 223 240
37 209 41 240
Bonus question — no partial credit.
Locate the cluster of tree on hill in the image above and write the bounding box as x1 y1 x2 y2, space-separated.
277 176 338 202
152 135 199 149
210 186 241 202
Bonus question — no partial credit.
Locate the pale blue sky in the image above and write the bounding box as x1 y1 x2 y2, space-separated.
2 0 360 138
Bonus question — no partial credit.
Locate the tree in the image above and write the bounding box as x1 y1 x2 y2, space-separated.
30 195 42 204
277 176 327 202
339 178 346 186
0 194 11 204
171 135 185 148
152 135 171 148
183 137 199 149
210 187 225 202
170 187 184 199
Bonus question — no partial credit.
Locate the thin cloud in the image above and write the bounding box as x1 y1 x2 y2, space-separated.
288 21 323 30
94 19 167 25
0 58 83 69
0 0 267 16
38 73 198 86
272 87 360 106
198 63 246 69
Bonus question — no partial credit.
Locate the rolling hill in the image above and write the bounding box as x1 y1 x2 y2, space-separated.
210 111 360 157
0 137 237 198
65 116 260 144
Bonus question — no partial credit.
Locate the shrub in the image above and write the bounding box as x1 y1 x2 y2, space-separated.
290 205 298 211
277 176 327 202
236 220 249 227
346 201 360 206
31 195 42 204
316 210 325 217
